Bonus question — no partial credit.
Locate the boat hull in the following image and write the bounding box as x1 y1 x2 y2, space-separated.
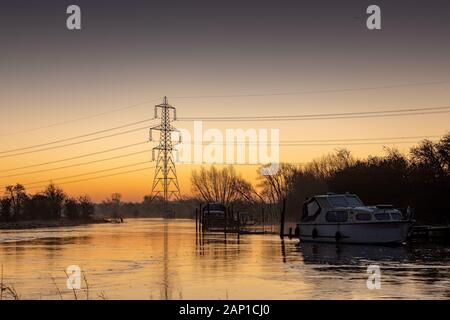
299 221 411 244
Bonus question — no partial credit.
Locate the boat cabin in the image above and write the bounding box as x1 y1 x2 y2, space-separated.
203 203 226 218
301 193 404 224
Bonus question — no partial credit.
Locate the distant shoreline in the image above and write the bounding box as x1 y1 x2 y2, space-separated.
0 218 116 230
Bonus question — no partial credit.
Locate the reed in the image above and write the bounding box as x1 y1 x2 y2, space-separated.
82 270 89 300
0 265 20 300
97 290 108 300
1 268 100 300
49 274 63 300
63 270 78 300
0 284 20 300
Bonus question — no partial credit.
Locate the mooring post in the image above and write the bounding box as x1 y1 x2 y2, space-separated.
195 208 198 232
289 227 293 239
280 198 286 239
199 204 203 231
237 210 241 234
224 206 228 234
205 203 210 230
261 205 265 234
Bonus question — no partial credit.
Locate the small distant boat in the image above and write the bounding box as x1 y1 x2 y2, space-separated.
298 193 411 244
108 217 124 224
203 203 226 229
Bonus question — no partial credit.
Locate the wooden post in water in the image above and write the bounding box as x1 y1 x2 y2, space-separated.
237 210 241 234
195 208 198 232
280 198 286 239
199 204 203 231
206 203 210 231
224 206 228 234
261 205 265 234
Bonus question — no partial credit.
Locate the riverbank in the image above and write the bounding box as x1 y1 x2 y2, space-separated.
0 218 116 230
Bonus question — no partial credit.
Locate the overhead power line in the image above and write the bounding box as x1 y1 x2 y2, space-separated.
1 137 444 190
276 140 439 147
3 105 446 158
0 149 150 179
175 139 438 148
3 79 449 138
0 126 150 159
0 134 442 179
177 105 450 122
14 166 156 191
171 80 450 100
0 98 161 137
15 141 432 186
2 161 152 188
0 141 148 173
0 118 154 155
180 134 443 145
273 135 443 143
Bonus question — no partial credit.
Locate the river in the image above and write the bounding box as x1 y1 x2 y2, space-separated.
0 219 449 299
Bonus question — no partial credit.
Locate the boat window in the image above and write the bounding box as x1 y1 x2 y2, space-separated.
307 200 320 216
328 196 348 207
326 211 348 222
355 213 372 221
375 213 391 221
301 199 321 222
346 196 363 207
390 212 402 220
316 197 329 208
328 195 364 208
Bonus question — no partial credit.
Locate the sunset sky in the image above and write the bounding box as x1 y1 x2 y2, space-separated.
0 0 449 201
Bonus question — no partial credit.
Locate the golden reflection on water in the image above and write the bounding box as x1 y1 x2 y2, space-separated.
0 219 449 300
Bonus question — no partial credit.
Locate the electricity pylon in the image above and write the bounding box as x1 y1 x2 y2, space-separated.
149 96 181 208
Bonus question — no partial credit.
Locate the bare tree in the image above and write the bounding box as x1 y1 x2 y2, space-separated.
102 193 122 218
191 166 251 206
411 139 449 180
306 148 354 179
43 183 66 219
258 163 298 205
257 163 299 223
0 197 12 222
79 195 95 220
4 184 27 220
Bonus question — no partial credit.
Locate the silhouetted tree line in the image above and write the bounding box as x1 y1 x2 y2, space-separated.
190 135 449 225
284 135 450 224
2 135 448 224
95 193 198 219
0 183 198 222
191 165 291 224
0 183 95 222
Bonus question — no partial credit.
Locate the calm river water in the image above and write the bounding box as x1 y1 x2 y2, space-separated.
0 219 449 299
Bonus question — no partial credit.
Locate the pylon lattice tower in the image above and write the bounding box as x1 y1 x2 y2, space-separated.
149 96 181 207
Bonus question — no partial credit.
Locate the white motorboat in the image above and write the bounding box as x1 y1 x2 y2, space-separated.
298 193 411 244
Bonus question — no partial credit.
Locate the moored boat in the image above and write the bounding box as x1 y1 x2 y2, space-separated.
203 203 226 230
298 193 411 244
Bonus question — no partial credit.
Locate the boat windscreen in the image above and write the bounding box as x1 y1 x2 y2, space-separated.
328 195 363 207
